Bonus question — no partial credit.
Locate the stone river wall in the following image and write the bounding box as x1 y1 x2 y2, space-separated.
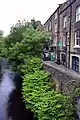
43 61 80 95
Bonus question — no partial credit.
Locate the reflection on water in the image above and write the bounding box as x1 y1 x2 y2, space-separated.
0 70 15 120
0 58 34 120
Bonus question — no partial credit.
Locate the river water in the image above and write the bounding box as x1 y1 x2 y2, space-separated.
0 59 34 120
0 70 15 120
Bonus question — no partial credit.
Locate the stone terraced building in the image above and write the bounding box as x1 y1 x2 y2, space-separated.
44 0 80 73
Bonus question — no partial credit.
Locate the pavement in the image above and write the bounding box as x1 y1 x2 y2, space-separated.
43 60 80 79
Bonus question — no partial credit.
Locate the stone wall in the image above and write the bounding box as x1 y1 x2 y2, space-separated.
43 61 80 95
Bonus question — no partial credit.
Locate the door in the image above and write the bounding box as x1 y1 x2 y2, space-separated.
72 56 79 72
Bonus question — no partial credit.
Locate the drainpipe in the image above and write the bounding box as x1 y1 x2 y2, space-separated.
68 0 72 68
57 7 60 64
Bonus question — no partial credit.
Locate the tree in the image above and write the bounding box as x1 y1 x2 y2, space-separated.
1 19 50 72
0 37 5 57
22 25 50 56
4 20 28 47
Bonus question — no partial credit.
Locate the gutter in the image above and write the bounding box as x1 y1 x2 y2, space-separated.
59 0 76 15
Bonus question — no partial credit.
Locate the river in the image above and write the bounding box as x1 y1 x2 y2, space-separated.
0 58 34 120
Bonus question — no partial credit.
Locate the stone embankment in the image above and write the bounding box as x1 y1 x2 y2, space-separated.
43 61 80 95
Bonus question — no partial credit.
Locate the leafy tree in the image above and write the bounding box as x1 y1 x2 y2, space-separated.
3 19 44 48
22 25 50 56
0 37 6 57
4 20 28 47
1 20 50 72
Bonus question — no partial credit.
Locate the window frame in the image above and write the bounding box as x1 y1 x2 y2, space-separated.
55 23 57 33
75 31 80 46
76 6 80 22
54 36 57 46
46 25 48 31
63 35 66 47
49 21 51 30
55 12 57 19
63 16 67 28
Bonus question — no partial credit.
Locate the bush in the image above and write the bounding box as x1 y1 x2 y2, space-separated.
22 70 75 120
20 56 43 74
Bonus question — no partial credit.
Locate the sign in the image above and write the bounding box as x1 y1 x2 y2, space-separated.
58 42 62 46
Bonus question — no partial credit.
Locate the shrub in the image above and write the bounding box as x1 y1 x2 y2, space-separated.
22 71 75 120
19 56 43 74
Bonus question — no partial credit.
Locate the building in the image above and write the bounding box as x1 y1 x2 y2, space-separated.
44 6 60 60
44 0 80 73
31 19 43 30
59 0 76 69
70 0 80 72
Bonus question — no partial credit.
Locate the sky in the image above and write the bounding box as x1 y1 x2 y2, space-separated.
0 0 66 36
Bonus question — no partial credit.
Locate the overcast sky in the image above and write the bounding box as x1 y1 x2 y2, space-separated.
0 0 66 36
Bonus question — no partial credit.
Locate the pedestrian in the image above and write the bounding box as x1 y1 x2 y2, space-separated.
45 52 49 61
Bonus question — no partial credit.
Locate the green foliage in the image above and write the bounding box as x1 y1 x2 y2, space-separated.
22 71 75 120
70 87 80 101
0 19 50 72
0 19 76 120
20 56 43 74
22 25 50 56
74 88 80 97
4 20 28 46
0 37 7 58
3 19 50 50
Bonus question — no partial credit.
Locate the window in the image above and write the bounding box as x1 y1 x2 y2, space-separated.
46 25 48 31
63 35 66 47
68 15 70 23
55 23 57 32
54 36 57 46
63 16 67 28
75 31 80 46
55 12 57 19
49 22 51 30
76 6 80 22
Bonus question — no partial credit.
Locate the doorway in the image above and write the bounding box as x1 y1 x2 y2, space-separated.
72 56 79 72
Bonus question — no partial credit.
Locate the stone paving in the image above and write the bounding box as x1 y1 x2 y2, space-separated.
43 61 80 79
